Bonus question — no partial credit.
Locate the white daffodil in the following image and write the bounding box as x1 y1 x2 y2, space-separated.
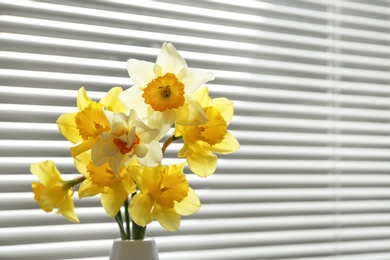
119 42 215 140
91 109 162 175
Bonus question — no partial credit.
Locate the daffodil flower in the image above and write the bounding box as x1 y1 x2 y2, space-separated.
57 86 126 158
174 87 240 177
119 42 215 140
30 160 79 223
91 109 162 175
74 151 136 217
128 163 201 231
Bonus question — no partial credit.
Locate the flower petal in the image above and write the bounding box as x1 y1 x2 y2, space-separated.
30 160 62 186
108 153 127 176
112 113 128 129
40 185 67 209
100 87 126 113
180 68 215 94
119 86 148 118
134 143 148 159
76 87 93 111
78 179 102 198
156 42 187 75
32 182 51 212
177 141 196 158
187 150 218 178
133 121 159 144
103 110 116 126
175 96 208 126
153 64 162 77
56 113 81 144
91 140 109 166
192 87 212 107
128 165 161 193
146 108 176 141
73 151 90 178
175 188 201 216
210 132 240 154
101 174 134 217
71 138 96 158
56 191 79 223
127 59 155 88
129 193 154 227
212 97 234 125
152 204 181 232
135 141 162 167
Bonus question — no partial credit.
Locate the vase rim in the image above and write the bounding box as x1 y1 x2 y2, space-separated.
113 237 155 242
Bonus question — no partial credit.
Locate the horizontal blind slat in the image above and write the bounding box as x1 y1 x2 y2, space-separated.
4 173 390 190
4 191 390 211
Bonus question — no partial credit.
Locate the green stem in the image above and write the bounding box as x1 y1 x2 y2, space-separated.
162 134 182 155
73 176 86 186
132 220 146 240
114 211 127 240
172 135 182 141
161 136 173 155
124 198 131 240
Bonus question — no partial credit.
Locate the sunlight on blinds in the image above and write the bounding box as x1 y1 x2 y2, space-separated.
2 0 390 259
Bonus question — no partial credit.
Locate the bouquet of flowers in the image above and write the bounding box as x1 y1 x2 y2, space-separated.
30 43 240 240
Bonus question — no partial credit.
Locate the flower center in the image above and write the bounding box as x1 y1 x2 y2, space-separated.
198 106 227 145
113 134 140 155
142 73 185 112
154 166 188 208
75 102 110 140
87 161 120 188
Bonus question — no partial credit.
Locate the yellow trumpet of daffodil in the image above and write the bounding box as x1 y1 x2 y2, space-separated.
74 151 136 217
30 160 79 223
128 163 200 231
174 87 240 177
119 42 215 140
57 86 126 158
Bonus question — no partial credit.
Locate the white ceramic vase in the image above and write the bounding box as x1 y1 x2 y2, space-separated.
109 238 160 260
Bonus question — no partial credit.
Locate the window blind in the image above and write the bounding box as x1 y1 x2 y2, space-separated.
1 0 390 259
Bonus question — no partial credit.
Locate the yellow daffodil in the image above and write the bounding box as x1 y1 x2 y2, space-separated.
74 152 136 217
128 163 200 231
30 160 79 223
57 86 126 158
91 109 162 175
174 87 240 177
119 42 214 140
